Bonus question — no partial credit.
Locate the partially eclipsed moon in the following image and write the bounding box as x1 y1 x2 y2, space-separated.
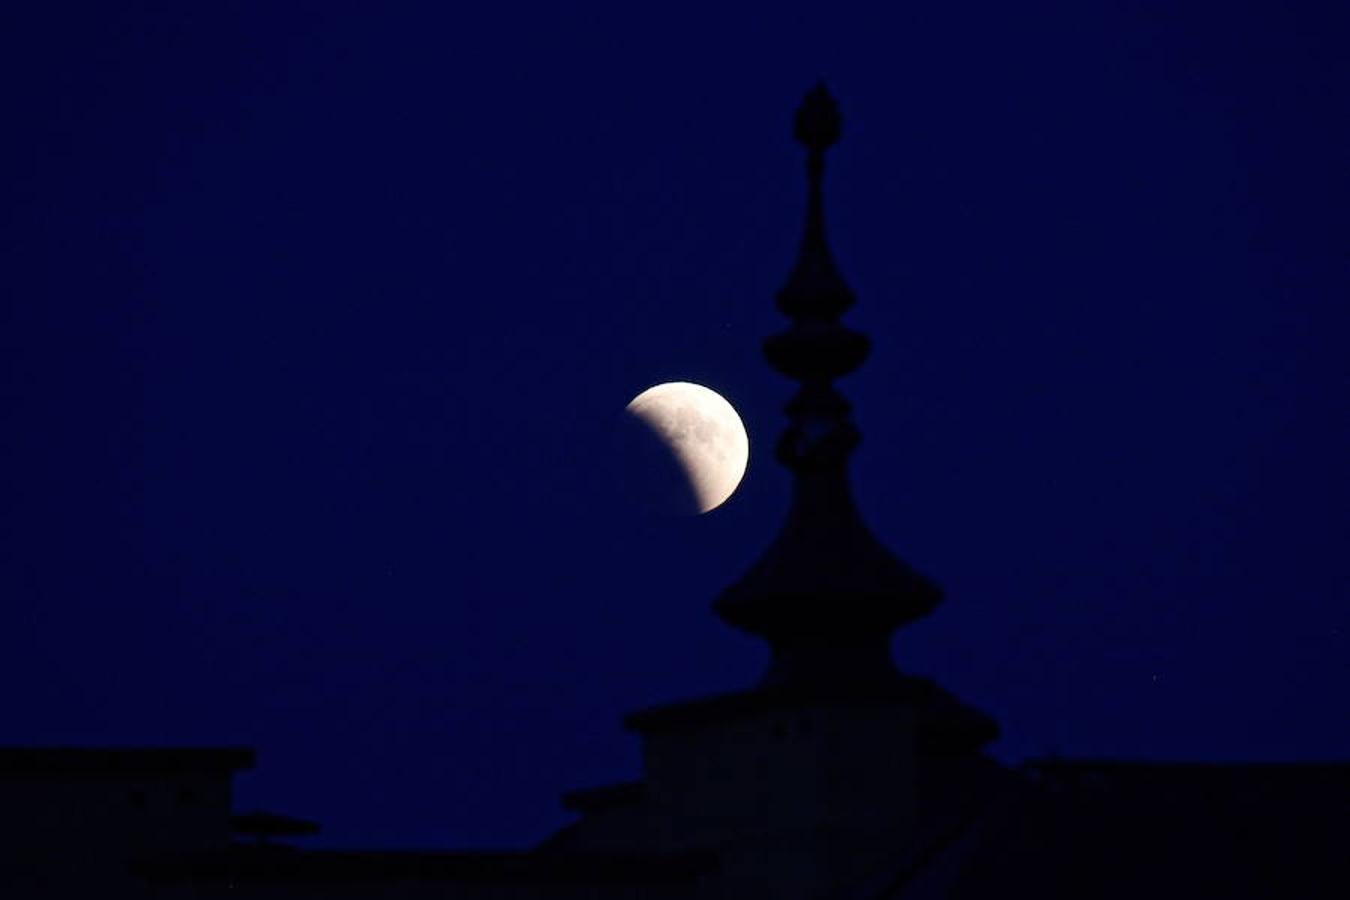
625 382 749 514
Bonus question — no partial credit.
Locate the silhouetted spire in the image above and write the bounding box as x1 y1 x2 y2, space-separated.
715 85 942 690
776 82 854 324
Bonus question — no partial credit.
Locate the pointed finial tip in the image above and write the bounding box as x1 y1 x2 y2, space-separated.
794 82 841 151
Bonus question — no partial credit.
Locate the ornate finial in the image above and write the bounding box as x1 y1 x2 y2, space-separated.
766 85 867 470
775 85 855 323
713 87 942 690
794 81 841 152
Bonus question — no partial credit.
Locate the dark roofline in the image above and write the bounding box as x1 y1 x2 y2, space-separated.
623 679 997 753
0 747 256 775
624 685 888 732
232 811 321 837
1023 758 1350 776
1020 758 1350 794
560 781 644 813
139 849 719 885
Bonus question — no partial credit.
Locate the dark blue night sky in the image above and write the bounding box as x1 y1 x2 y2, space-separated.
2 2 1346 848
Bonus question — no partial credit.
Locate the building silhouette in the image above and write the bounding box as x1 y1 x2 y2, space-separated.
3 86 1346 899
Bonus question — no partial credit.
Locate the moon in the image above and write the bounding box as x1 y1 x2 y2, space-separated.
624 382 749 514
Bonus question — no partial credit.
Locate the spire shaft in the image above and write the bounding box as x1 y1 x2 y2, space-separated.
714 85 941 689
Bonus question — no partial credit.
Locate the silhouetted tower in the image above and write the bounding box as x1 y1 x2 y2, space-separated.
591 86 1001 899
716 83 943 691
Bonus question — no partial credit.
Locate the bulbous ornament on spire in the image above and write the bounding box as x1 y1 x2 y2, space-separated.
714 84 942 690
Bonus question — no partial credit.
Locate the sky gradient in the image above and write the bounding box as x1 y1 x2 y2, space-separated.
2 2 1347 848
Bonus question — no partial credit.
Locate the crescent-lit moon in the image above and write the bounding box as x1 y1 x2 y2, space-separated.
625 382 749 514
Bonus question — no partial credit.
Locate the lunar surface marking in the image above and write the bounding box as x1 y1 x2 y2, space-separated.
625 382 748 513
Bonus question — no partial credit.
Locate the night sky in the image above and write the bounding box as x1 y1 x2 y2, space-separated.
2 2 1346 848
